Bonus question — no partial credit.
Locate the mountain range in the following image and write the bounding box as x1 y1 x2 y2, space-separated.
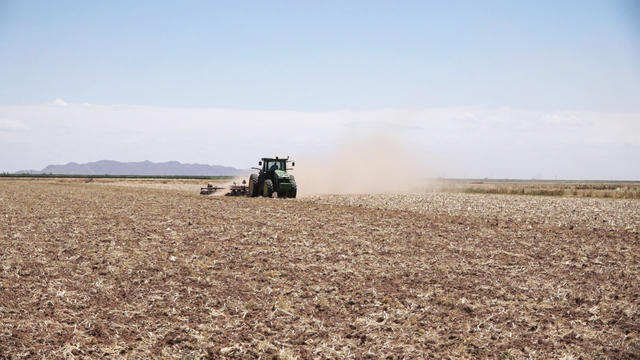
16 160 247 176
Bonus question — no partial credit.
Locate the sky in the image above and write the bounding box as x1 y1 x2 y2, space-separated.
1 1 639 179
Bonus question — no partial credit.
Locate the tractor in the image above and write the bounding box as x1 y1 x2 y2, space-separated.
248 157 297 198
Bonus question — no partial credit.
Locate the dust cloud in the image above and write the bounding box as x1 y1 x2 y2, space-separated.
292 136 429 196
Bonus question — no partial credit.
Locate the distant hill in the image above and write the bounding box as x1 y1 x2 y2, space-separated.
16 160 247 176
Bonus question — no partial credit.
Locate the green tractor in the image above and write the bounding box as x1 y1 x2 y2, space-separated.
248 157 297 198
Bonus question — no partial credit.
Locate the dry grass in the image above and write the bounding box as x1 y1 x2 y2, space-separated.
436 180 640 199
0 180 639 359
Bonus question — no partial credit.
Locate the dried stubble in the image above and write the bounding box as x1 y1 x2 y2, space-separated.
0 180 638 359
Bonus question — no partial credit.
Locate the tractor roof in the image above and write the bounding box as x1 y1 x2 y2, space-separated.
261 156 289 161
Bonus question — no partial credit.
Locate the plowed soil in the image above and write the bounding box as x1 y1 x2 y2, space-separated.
1 181 638 359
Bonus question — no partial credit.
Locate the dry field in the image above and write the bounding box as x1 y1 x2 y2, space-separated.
1 180 639 359
0 177 233 193
435 180 640 199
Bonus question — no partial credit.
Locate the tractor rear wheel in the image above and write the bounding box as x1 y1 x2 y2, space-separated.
263 179 274 198
248 174 259 197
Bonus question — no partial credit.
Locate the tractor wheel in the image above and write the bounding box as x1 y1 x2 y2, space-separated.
248 174 259 197
289 176 297 198
263 179 274 198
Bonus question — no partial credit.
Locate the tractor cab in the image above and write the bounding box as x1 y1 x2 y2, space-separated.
260 158 287 174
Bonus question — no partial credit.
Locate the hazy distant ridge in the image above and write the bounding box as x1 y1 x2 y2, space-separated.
17 160 246 176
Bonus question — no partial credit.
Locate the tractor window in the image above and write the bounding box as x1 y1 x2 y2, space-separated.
265 160 286 171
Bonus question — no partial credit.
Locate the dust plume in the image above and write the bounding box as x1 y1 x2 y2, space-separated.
293 136 428 196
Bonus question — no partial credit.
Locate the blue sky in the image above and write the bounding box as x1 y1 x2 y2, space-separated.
0 1 639 179
1 0 638 111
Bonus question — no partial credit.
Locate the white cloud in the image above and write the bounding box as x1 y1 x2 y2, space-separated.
51 98 69 106
0 102 638 179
